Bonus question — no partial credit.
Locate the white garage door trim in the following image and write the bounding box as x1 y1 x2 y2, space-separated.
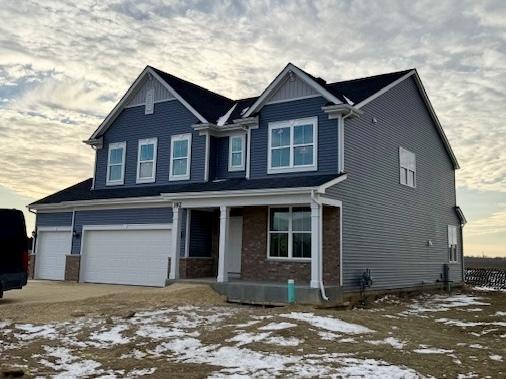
79 223 173 287
35 226 72 280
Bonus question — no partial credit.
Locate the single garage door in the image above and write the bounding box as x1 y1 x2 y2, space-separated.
80 226 172 287
36 228 72 280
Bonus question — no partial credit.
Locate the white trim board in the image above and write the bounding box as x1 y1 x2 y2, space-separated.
81 223 172 232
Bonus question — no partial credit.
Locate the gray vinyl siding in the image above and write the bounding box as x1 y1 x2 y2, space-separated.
325 76 462 291
210 136 246 180
71 207 173 254
250 96 339 178
36 212 73 227
266 75 318 103
94 100 205 189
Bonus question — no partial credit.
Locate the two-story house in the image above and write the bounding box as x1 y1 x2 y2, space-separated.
28 63 466 305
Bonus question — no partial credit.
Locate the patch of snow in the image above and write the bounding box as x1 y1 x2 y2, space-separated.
333 357 422 379
264 336 301 347
403 294 490 315
258 322 296 331
136 324 197 339
318 331 342 340
338 337 357 343
14 324 58 341
489 354 503 362
127 368 156 377
120 349 147 360
0 321 11 329
468 344 486 349
280 312 374 334
413 347 454 354
38 346 106 379
366 337 406 349
227 332 272 346
473 286 506 293
232 320 260 328
495 311 506 316
251 315 273 320
216 104 237 126
89 324 130 345
435 318 506 328
383 314 400 319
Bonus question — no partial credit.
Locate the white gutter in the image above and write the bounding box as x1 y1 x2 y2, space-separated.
311 190 328 301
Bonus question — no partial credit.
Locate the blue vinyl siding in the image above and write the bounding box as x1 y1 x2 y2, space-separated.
250 96 339 179
325 76 462 290
71 207 173 254
36 212 73 227
210 136 246 180
94 100 205 189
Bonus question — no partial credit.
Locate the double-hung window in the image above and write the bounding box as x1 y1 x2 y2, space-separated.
268 207 311 259
448 225 458 263
228 134 245 171
106 142 126 185
170 133 192 181
268 117 317 174
136 138 157 183
399 147 416 187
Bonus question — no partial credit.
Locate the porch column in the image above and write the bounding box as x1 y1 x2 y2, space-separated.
217 205 230 283
310 199 321 288
169 206 182 280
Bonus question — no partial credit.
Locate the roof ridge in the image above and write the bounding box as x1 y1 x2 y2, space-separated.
327 68 415 86
148 65 234 102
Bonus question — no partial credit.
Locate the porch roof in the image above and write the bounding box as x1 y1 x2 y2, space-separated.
30 174 343 206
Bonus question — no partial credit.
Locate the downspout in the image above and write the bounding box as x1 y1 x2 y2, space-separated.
311 190 328 301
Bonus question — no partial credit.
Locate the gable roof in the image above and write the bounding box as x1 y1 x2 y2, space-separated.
242 63 343 118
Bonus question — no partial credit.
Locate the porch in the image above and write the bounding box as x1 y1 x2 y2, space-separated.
164 189 343 305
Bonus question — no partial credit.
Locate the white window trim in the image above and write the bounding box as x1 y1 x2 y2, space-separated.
169 133 192 181
267 116 318 174
228 134 246 172
136 138 157 184
399 146 416 188
267 206 311 261
106 141 126 186
448 225 458 264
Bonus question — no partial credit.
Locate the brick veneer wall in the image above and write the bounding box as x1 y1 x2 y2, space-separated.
322 206 340 286
241 206 341 285
65 255 81 281
179 257 214 278
241 207 311 283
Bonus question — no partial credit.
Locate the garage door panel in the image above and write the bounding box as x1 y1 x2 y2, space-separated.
81 228 171 287
36 231 71 280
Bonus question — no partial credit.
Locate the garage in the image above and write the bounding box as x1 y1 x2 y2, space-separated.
35 227 72 280
79 224 172 287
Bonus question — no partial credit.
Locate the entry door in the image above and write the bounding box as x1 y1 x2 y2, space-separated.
227 216 243 278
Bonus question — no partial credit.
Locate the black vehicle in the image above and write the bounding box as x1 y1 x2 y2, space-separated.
0 209 29 298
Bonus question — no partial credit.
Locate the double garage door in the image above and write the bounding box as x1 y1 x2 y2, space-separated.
36 226 172 287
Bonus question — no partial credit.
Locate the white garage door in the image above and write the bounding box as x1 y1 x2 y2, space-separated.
36 229 72 280
80 226 172 287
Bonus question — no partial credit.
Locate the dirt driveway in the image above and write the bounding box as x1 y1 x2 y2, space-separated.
0 282 505 378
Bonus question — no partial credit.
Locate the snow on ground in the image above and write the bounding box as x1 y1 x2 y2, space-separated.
489 354 503 362
473 286 506 293
402 294 490 315
435 318 506 328
495 311 506 316
89 324 130 346
280 312 374 334
258 322 296 331
413 346 454 354
366 337 406 349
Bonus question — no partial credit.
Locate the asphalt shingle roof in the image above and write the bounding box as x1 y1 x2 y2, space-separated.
30 174 342 206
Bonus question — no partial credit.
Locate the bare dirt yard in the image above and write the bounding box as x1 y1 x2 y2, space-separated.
1 281 505 378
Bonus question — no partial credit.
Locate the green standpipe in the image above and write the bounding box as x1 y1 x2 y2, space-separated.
287 279 296 304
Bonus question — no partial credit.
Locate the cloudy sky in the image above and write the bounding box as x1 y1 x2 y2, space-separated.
0 0 504 256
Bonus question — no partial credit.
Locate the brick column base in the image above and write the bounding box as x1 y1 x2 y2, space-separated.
179 257 214 279
65 255 81 281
